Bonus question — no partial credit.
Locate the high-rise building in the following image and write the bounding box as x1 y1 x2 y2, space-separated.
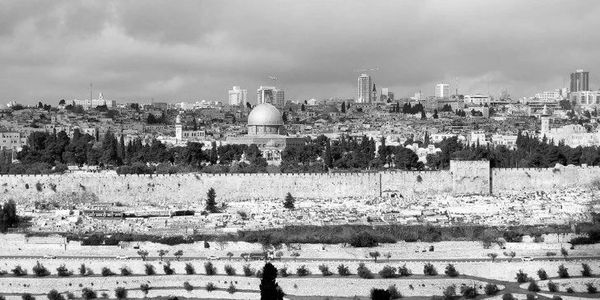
357 74 373 103
257 86 285 107
570 69 589 92
380 88 394 102
435 83 450 98
228 86 247 106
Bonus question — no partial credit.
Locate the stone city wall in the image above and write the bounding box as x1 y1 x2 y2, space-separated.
492 166 600 193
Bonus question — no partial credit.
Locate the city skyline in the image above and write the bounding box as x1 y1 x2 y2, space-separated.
1 0 600 104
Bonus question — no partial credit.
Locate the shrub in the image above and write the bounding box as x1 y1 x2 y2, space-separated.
387 284 402 299
398 264 412 276
184 263 195 274
224 264 236 276
551 296 562 300
204 262 216 275
516 269 528 283
581 263 592 277
32 262 50 277
350 231 380 247
21 294 35 300
296 265 310 276
423 263 438 276
227 283 237 294
81 288 97 300
547 281 559 292
443 285 456 300
526 294 536 300
546 251 557 256
256 269 263 278
484 283 499 295
537 268 548 280
278 267 289 277
47 290 65 300
101 267 115 276
243 264 254 276
56 265 72 277
65 292 74 300
379 265 397 278
120 267 132 276
566 287 574 293
140 284 150 295
527 279 540 292
502 293 515 300
206 282 216 292
338 264 351 276
357 263 374 279
79 264 87 276
163 262 175 275
114 287 127 300
144 264 155 275
587 283 598 294
319 264 333 276
370 289 391 300
460 285 477 299
557 264 569 278
183 281 193 291
444 264 459 277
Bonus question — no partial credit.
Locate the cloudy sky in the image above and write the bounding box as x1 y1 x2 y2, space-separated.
1 0 599 105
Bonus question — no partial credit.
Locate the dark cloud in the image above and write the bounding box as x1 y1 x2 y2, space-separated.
1 0 599 104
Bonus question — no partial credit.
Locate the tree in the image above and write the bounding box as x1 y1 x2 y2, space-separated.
81 288 97 300
370 288 391 300
174 250 184 261
47 290 65 300
444 264 459 277
114 287 127 300
561 247 568 259
488 253 498 262
260 262 285 300
157 249 169 261
369 251 381 262
516 269 529 283
205 187 219 213
283 192 295 209
137 250 149 261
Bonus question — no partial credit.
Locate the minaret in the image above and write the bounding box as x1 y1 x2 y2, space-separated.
541 104 550 134
175 114 183 142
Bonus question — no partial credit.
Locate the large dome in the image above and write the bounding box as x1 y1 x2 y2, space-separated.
247 103 284 126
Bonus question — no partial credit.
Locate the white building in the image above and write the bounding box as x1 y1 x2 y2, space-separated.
464 94 491 106
357 74 373 103
570 90 600 109
491 134 518 150
257 86 285 107
0 132 27 151
70 93 116 109
228 86 247 106
435 83 450 98
533 89 565 102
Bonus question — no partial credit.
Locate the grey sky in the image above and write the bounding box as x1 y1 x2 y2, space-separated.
1 0 599 104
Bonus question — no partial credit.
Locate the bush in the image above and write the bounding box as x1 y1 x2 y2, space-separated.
357 263 374 279
319 264 333 276
255 269 263 278
566 287 574 293
557 264 569 278
204 262 216 275
502 293 515 300
537 268 547 280
484 283 499 295
101 267 115 276
423 263 438 276
81 288 97 300
546 251 557 256
163 262 175 275
350 231 380 247
527 280 540 292
227 283 237 294
21 294 35 300
184 263 195 274
183 281 193 292
120 267 132 276
398 264 412 276
379 265 397 278
460 285 477 299
387 284 402 299
144 264 156 275
56 265 72 277
206 282 216 292
32 262 50 277
444 264 459 277
581 263 592 277
114 287 127 300
547 281 559 292
587 283 598 294
551 296 562 300
516 269 528 283
224 264 236 276
140 284 150 295
338 264 351 276
296 265 310 276
243 264 254 276
443 285 456 300
526 294 536 300
370 288 391 300
278 267 289 277
79 264 87 276
47 290 65 300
